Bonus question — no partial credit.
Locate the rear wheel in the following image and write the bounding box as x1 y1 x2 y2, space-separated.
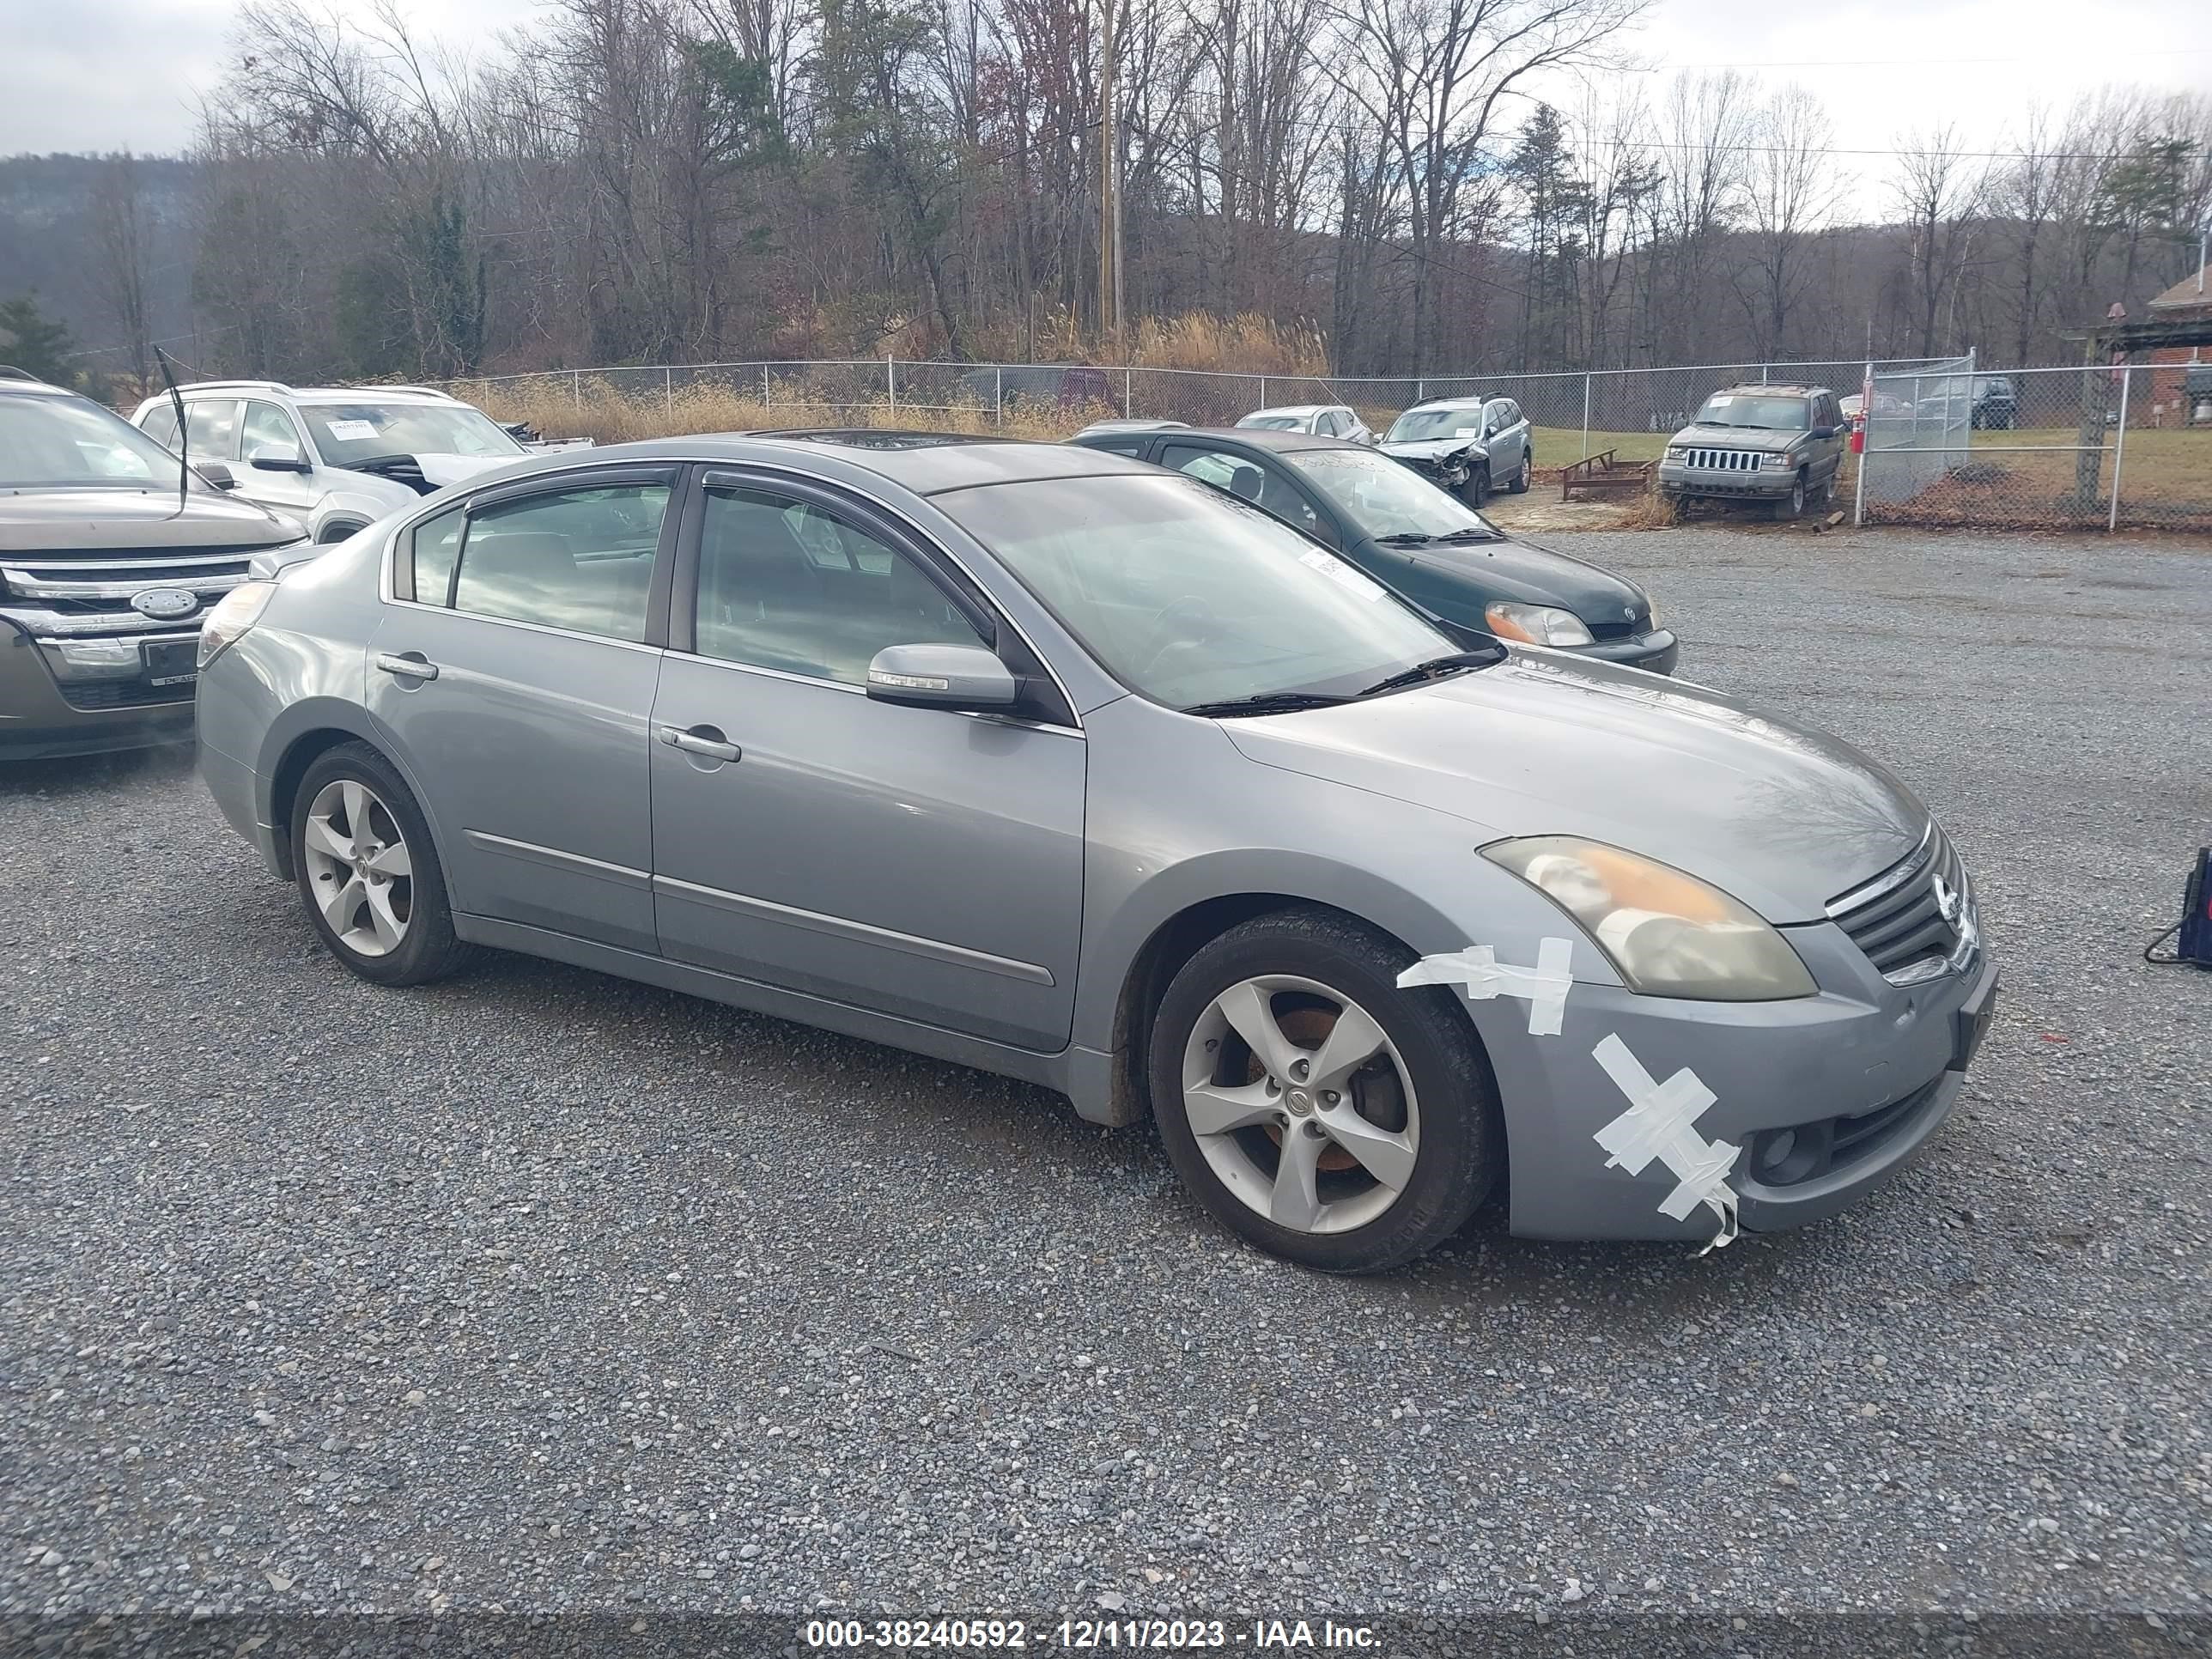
1508 451 1532 493
290 742 476 987
1148 910 1501 1273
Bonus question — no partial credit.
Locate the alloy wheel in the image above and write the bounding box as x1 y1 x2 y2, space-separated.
301 778 414 957
1179 975 1420 1235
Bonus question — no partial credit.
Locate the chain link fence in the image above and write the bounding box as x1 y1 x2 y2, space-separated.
442 354 2212 532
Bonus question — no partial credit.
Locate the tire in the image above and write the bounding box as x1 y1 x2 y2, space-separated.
289 741 476 987
1147 908 1502 1273
1772 474 1807 520
1508 450 1532 493
1814 471 1837 508
1458 466 1491 508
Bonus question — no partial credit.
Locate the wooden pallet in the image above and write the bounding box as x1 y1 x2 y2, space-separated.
1559 448 1656 501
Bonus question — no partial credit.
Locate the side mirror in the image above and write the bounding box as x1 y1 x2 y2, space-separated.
248 443 310 473
1809 426 1837 441
866 642 1020 713
195 461 239 490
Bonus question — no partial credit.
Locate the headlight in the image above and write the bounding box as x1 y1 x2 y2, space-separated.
1764 452 1793 470
1482 836 1817 1000
1485 602 1595 647
1664 445 1687 461
198 580 276 669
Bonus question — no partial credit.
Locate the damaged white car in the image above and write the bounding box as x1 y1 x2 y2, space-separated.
131 382 527 544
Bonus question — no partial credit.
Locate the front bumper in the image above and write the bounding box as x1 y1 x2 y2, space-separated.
1657 462 1795 500
0 623 198 760
1569 628 1678 676
1487 921 1997 1243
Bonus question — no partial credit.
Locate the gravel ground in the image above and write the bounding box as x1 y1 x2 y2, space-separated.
3 526 2209 1628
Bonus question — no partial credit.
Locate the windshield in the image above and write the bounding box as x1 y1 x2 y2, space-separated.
1288 447 1497 541
936 473 1458 711
301 403 526 467
1692 393 1808 430
1237 414 1303 430
0 394 206 490
1384 406 1486 443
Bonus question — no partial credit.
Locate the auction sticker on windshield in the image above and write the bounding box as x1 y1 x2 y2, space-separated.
325 419 380 441
1298 549 1384 602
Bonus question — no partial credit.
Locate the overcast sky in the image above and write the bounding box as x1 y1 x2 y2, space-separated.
3 0 2209 216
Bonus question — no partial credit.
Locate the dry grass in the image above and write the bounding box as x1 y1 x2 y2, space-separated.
1129 313 1330 376
463 376 1111 446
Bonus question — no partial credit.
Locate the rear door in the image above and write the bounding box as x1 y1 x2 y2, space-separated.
647 470 1086 1051
366 465 679 954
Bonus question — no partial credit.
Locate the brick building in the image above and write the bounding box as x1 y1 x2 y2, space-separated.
2144 268 2212 426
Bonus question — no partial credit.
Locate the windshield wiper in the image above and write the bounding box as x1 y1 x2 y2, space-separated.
1431 526 1504 544
1375 531 1437 546
1181 691 1352 719
1356 648 1504 698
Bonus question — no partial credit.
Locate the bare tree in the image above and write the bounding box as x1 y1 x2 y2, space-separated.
1735 85 1842 360
88 153 156 390
1892 125 1984 356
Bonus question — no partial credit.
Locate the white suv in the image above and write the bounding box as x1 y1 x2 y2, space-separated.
130 382 530 544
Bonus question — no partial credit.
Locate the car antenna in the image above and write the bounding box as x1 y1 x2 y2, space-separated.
155 345 190 518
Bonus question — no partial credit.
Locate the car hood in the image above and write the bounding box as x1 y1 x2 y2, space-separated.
1381 436 1485 462
1382 534 1650 625
1222 650 1926 922
337 453 512 493
0 486 301 552
1668 423 1803 453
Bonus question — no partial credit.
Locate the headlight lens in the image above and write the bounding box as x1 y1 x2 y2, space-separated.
1482 836 1817 1000
1485 602 1595 647
1764 452 1793 470
1664 445 1687 461
198 580 276 668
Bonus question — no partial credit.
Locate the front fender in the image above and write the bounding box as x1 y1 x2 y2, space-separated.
310 480 411 541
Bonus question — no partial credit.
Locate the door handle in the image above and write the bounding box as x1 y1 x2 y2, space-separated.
659 724 742 763
374 652 439 681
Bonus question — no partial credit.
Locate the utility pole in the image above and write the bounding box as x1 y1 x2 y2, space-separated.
1098 0 1119 355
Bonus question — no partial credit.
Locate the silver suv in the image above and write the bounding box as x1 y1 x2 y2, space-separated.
1377 396 1532 505
1658 385 1848 519
131 382 531 544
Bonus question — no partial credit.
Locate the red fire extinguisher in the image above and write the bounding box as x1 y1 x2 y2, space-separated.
1850 415 1866 454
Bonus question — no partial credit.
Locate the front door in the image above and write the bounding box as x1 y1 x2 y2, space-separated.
648 471 1085 1052
366 468 679 954
237 398 320 525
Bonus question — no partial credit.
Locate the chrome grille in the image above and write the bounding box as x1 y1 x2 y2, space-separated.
1826 825 1977 984
1680 447 1767 472
0 548 255 635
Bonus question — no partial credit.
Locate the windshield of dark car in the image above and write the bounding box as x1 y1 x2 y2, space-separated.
1384 407 1486 443
1288 447 1496 541
1692 393 1809 430
935 473 1458 711
300 403 526 467
0 394 204 490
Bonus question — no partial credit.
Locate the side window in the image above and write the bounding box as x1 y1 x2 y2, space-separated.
693 485 986 686
1507 401 1524 428
241 400 302 461
184 399 241 460
450 482 668 640
1083 434 1148 458
1164 443 1264 503
140 403 179 449
409 505 465 605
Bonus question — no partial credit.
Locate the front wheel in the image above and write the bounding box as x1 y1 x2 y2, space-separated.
290 742 476 987
1772 474 1807 520
1457 466 1491 508
1147 909 1502 1273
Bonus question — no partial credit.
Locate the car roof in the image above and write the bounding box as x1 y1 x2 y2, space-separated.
585 428 1158 495
1243 404 1334 418
0 374 77 400
1713 383 1828 397
1402 396 1492 410
1083 425 1364 457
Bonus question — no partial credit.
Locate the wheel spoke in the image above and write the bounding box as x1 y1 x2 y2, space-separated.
1308 1002 1388 1096
1319 1109 1417 1192
1268 1128 1326 1231
1215 981 1299 1082
303 815 354 864
340 781 372 841
1182 1079 1279 1139
365 839 412 878
363 881 405 951
318 872 367 932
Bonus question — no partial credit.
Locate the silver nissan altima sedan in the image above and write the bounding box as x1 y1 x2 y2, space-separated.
194 432 1997 1270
